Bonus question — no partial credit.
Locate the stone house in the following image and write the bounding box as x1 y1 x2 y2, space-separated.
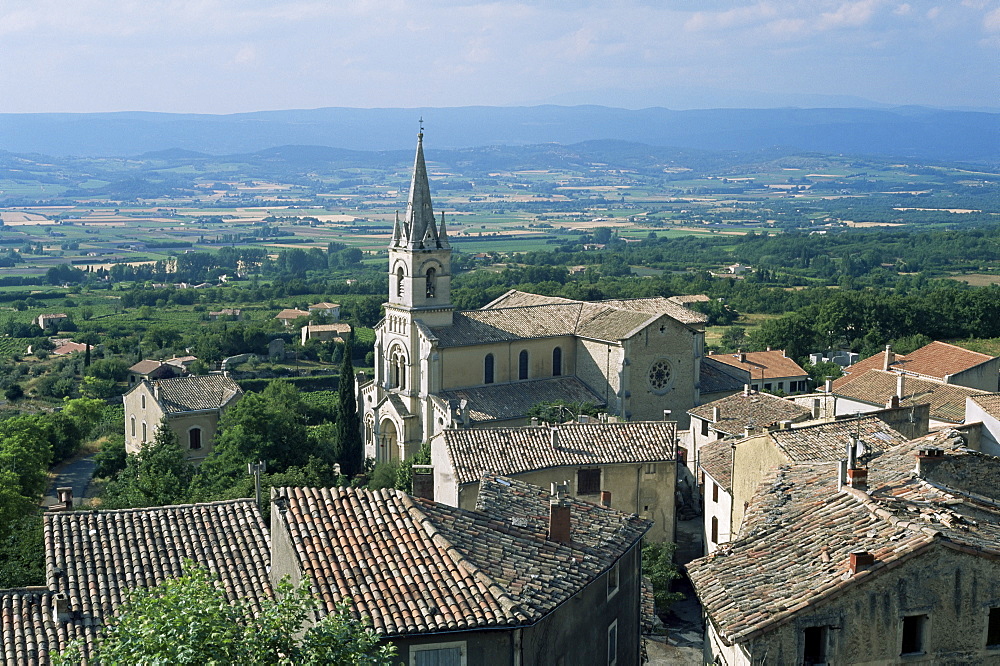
0 498 270 664
270 474 651 665
689 430 1000 666
275 308 309 327
430 420 678 541
208 308 242 320
360 132 708 464
833 367 986 426
307 302 340 320
840 341 1000 392
34 313 68 329
300 322 352 345
122 374 242 462
127 359 181 386
704 349 809 395
697 438 735 554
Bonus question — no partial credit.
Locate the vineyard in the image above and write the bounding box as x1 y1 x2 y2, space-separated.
0 338 31 357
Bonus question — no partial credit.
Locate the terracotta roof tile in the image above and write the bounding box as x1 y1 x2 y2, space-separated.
440 376 605 423
276 308 309 320
969 392 1000 417
688 391 811 436
698 439 733 492
833 369 986 422
688 430 1000 646
767 415 908 461
274 477 649 637
0 591 69 666
442 421 676 485
705 350 807 381
144 374 243 414
897 341 995 380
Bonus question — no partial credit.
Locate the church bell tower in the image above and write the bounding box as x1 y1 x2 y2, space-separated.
386 128 453 327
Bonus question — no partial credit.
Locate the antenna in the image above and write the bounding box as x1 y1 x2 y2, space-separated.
419 116 425 135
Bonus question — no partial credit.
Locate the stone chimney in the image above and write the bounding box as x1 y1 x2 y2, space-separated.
53 593 71 623
886 395 900 409
743 384 751 397
846 436 867 489
578 414 589 424
54 487 73 511
779 420 792 430
737 350 747 363
915 447 945 477
712 406 721 422
153 380 160 401
825 378 833 394
883 345 895 371
548 498 571 544
530 417 539 427
600 490 612 507
411 465 434 501
896 373 905 399
849 550 875 575
662 409 671 421
550 427 560 450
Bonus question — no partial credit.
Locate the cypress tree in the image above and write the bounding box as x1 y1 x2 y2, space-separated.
335 336 363 478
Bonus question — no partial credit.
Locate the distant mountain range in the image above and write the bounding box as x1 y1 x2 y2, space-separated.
2 105 997 162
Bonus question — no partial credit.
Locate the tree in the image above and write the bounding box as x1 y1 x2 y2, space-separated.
57 562 395 665
335 337 364 478
642 540 683 613
100 420 194 509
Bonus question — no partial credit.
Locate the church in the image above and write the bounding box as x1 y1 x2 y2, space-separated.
358 132 708 463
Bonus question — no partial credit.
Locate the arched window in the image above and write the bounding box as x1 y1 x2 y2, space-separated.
552 347 562 377
141 421 147 443
519 350 529 380
425 267 436 298
484 354 494 385
130 416 136 438
396 266 405 298
189 427 202 450
141 394 146 409
389 348 406 390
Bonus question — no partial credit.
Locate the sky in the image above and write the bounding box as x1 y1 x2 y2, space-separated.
1 0 998 114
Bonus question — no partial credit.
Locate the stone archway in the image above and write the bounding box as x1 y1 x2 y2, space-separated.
378 419 399 463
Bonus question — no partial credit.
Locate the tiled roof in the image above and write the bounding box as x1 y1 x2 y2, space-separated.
699 358 747 395
276 308 309 320
0 590 69 666
688 430 1000 646
440 376 605 423
42 499 272 659
430 290 705 347
305 323 353 333
767 415 908 462
688 391 811 436
839 341 996 384
897 340 995 379
698 439 733 492
668 294 711 305
969 392 1000 417
441 421 676 485
152 374 243 414
309 302 339 309
833 368 986 422
273 478 649 637
128 359 164 374
705 351 807 380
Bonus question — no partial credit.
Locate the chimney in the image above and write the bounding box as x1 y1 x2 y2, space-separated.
847 467 868 490
578 414 589 424
712 406 721 422
737 351 747 363
530 417 539 427
883 345 895 371
915 447 945 477
886 395 900 409
743 384 751 397
896 373 905 399
153 380 160 400
779 420 792 430
411 465 434 501
600 490 612 507
56 487 73 511
53 593 71 623
548 499 571 544
550 427 560 450
849 550 875 575
824 378 833 394
662 409 671 421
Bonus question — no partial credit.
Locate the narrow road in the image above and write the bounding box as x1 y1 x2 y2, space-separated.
42 454 98 508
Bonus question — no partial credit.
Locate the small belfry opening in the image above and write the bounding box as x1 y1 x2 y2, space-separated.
396 267 404 298
425 267 436 298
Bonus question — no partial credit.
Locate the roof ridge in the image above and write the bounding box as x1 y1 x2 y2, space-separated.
47 497 256 517
840 485 943 539
398 492 529 623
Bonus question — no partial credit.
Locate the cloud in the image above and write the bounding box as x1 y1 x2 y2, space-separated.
684 3 778 32
985 7 1000 31
893 3 913 15
232 45 256 66
817 0 880 30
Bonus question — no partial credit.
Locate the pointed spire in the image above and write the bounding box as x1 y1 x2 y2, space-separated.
391 211 402 246
438 211 450 248
403 128 439 249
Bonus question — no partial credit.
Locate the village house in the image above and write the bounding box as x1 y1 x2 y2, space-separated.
307 301 340 320
704 349 809 395
840 341 1000 392
360 132 708 464
270 474 650 665
122 374 242 462
299 322 352 345
0 498 271 664
689 430 1000 665
701 413 916 553
208 308 242 320
34 313 68 330
966 393 1000 456
127 358 181 386
833 367 987 426
687 387 812 464
430 420 678 541
274 308 309 327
